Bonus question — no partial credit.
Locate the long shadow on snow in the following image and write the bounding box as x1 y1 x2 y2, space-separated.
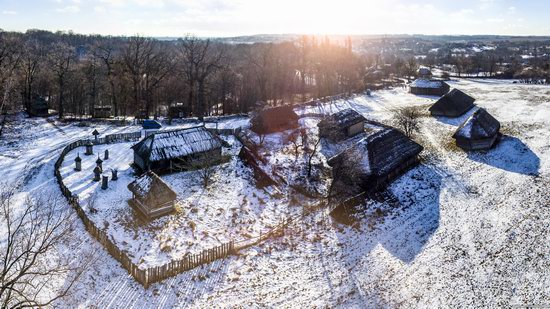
433 107 477 126
334 164 442 264
467 135 540 176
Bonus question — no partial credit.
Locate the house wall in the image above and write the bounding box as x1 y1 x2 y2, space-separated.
134 153 147 171
132 198 175 220
456 135 499 150
347 122 365 137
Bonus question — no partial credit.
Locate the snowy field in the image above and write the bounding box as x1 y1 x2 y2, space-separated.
59 136 297 268
0 78 548 307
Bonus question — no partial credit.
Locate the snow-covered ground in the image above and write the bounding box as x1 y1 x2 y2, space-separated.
1 78 549 307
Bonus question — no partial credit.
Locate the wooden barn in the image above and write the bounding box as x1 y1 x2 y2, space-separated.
410 79 450 96
417 67 433 79
27 95 49 117
453 108 501 151
127 171 177 220
318 108 366 142
131 126 223 173
168 103 190 119
429 89 476 117
328 121 423 196
251 105 299 134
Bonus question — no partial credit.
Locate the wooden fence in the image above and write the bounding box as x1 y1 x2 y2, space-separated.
53 131 242 287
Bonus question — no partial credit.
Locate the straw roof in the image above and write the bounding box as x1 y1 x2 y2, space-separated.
127 171 177 208
429 89 475 117
319 108 366 130
453 108 500 140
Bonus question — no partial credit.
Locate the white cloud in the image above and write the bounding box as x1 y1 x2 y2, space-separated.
2 10 17 15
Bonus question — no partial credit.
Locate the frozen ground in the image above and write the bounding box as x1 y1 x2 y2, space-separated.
59 136 297 268
0 78 548 307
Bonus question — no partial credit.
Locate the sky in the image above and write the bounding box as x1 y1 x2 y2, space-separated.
1 0 550 37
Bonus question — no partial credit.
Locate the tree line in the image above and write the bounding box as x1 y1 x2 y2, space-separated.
0 30 367 120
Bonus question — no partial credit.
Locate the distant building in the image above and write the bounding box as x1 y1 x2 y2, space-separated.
27 95 49 117
410 79 450 96
453 108 501 151
93 106 112 118
318 109 366 142
417 67 433 79
128 171 177 220
132 126 223 173
251 105 299 134
429 89 476 117
328 121 423 196
168 103 190 119
142 120 162 130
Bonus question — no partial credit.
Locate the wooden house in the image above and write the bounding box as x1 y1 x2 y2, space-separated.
417 67 433 79
168 103 190 119
93 106 112 118
318 109 366 142
453 108 501 150
127 171 177 220
429 89 476 117
131 126 223 173
251 105 299 134
328 121 423 196
410 79 450 96
27 95 49 117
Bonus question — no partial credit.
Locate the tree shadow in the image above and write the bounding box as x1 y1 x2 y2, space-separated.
467 135 540 176
333 164 442 264
433 107 477 126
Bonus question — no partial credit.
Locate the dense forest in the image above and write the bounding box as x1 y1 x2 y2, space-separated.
0 30 366 119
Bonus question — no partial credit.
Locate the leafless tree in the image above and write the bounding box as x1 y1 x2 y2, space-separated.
305 136 321 178
284 129 303 160
392 106 421 138
19 39 43 112
48 42 75 119
0 187 88 308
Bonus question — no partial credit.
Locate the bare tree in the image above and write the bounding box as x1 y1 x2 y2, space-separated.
392 106 421 138
0 187 88 308
49 42 75 119
181 153 222 188
305 136 321 178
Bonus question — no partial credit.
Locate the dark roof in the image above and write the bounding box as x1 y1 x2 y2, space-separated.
92 129 100 136
453 108 500 140
142 120 162 130
132 126 222 163
429 89 475 117
410 79 449 89
251 105 299 134
329 124 423 177
319 109 366 130
128 171 177 208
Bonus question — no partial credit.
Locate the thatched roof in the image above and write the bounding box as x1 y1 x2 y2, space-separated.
251 105 299 134
328 123 423 177
418 67 432 77
411 79 448 89
429 89 476 117
453 108 500 140
319 109 366 131
132 126 222 163
127 171 177 207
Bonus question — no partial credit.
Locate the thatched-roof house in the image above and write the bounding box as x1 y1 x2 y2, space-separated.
132 126 223 173
319 109 366 142
328 121 423 195
128 171 177 220
418 67 433 78
27 95 49 117
429 89 476 117
410 79 450 96
251 105 299 134
453 108 501 150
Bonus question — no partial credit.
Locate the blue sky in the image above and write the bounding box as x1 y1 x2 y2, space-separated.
1 0 549 37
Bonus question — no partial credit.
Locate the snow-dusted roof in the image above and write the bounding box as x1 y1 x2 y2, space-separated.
328 121 423 177
128 171 177 208
411 79 447 89
132 126 222 163
430 89 476 117
319 108 366 130
453 108 500 140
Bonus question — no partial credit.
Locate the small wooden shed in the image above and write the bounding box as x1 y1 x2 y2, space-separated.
318 108 366 142
410 79 450 96
132 126 223 173
453 108 501 150
128 171 177 220
429 89 476 117
251 105 299 134
27 95 49 117
418 67 433 79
